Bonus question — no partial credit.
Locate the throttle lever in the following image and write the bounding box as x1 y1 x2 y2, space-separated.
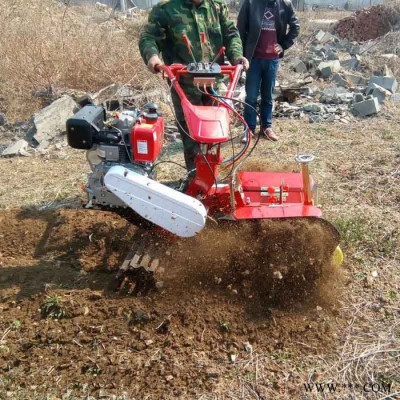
210 46 225 68
182 34 197 64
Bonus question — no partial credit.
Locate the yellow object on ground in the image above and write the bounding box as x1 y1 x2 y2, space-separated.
332 245 344 266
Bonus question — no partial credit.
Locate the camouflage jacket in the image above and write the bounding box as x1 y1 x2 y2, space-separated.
139 0 243 66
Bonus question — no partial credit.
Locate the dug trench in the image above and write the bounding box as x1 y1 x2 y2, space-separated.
0 208 345 397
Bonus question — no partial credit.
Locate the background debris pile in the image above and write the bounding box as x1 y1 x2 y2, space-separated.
334 4 400 42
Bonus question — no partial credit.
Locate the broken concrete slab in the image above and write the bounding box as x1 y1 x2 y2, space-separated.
1 139 29 156
341 58 359 70
315 30 336 44
351 97 380 117
317 60 341 79
315 30 326 42
365 83 392 103
369 76 398 93
309 114 324 123
303 103 323 113
332 73 348 87
344 73 368 87
380 54 398 60
310 19 338 30
33 95 78 145
300 87 315 96
353 93 365 103
292 59 307 73
320 86 352 103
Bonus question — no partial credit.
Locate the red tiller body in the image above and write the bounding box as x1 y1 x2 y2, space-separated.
131 116 165 163
158 64 321 221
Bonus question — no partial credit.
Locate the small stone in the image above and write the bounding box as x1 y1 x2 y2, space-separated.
144 339 153 346
316 306 323 311
83 306 90 316
364 276 374 288
371 270 378 278
229 353 237 363
243 342 253 353
0 113 6 126
165 375 174 382
206 370 219 378
273 271 283 280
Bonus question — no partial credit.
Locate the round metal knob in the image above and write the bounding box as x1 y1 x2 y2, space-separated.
295 153 315 164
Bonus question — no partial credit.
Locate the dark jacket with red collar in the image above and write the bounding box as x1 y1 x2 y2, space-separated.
237 0 299 61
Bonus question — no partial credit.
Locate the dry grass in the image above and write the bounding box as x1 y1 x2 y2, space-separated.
0 0 155 122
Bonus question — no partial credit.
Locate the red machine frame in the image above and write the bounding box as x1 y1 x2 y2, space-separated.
159 64 322 220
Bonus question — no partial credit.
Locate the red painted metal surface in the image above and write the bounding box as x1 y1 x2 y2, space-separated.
181 98 230 143
233 205 322 220
131 115 164 163
158 64 320 222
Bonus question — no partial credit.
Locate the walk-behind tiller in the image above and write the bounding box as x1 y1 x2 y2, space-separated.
66 59 342 295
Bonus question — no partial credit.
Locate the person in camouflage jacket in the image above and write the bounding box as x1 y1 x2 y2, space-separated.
139 0 248 171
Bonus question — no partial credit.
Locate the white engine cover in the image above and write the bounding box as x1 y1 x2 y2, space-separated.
104 165 207 237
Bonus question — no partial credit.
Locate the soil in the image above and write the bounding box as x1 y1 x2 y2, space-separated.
0 208 344 399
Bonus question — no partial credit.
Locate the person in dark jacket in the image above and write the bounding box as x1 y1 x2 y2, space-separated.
237 0 299 141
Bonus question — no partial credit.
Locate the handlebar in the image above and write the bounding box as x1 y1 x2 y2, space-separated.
155 63 243 101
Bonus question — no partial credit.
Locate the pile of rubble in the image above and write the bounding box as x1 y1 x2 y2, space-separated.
279 25 399 124
0 84 168 157
333 4 398 42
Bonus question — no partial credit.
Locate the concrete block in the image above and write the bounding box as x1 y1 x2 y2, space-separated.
316 31 335 44
369 76 398 93
1 139 28 156
344 73 368 86
351 97 380 117
353 93 365 103
303 103 323 113
33 95 78 145
365 83 391 103
310 19 338 31
317 60 341 79
332 73 348 87
315 30 326 42
327 51 339 60
341 58 359 70
292 59 307 73
300 87 315 96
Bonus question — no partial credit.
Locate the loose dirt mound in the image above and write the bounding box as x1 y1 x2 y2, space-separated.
0 208 343 398
334 4 400 42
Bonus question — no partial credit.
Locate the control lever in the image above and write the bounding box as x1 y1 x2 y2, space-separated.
210 46 225 68
182 34 197 65
200 32 207 63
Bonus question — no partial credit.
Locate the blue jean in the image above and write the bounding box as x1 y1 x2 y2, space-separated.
244 58 279 131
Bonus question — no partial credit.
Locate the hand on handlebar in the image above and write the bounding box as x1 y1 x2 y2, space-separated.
147 55 163 74
234 56 249 71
